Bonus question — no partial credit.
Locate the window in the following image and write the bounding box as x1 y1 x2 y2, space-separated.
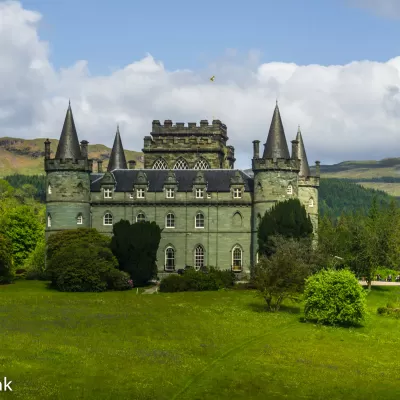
77 214 83 225
233 188 242 198
256 252 259 264
47 214 51 227
48 184 52 194
287 185 293 195
104 188 112 198
166 188 174 199
194 245 205 270
194 158 210 169
232 212 242 227
103 213 113 225
195 212 205 228
196 188 204 198
129 193 134 199
165 247 175 271
207 193 211 199
166 213 175 228
137 188 145 198
309 198 314 208
173 158 189 169
153 158 168 169
136 213 146 223
232 246 243 272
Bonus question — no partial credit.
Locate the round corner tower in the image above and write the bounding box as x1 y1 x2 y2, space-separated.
44 103 92 239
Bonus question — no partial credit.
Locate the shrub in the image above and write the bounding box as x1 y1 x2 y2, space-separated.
0 233 13 284
304 269 367 326
46 229 119 292
159 274 189 292
105 269 133 291
24 239 48 280
159 267 236 293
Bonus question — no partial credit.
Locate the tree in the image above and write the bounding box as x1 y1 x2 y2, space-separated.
46 228 129 292
304 269 367 326
252 236 318 311
111 220 161 286
0 205 44 267
258 198 313 257
0 233 13 284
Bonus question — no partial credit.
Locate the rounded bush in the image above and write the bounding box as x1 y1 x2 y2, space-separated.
106 269 133 291
304 269 367 326
159 274 189 292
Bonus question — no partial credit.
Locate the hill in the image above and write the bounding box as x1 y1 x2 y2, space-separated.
0 137 143 176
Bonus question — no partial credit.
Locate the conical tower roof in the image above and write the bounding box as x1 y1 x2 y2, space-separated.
107 125 127 171
296 126 311 177
55 101 82 159
262 102 290 159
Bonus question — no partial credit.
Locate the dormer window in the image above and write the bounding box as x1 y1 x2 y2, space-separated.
137 188 145 198
77 214 83 225
196 188 204 199
48 184 52 194
287 185 293 195
233 188 242 199
166 188 174 199
104 188 112 199
309 198 314 208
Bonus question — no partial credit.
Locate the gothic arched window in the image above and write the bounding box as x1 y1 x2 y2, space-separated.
194 158 210 170
153 158 168 169
165 247 175 271
103 212 113 226
173 158 189 169
287 184 293 195
232 246 243 272
136 213 146 222
195 212 205 228
194 245 205 270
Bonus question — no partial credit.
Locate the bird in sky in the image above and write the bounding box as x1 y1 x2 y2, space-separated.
210 76 215 82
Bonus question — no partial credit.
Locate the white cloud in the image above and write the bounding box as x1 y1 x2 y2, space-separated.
2 1 400 168
349 0 400 18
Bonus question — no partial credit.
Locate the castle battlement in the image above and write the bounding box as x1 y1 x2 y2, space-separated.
151 119 227 136
45 158 93 172
298 176 320 187
252 158 300 172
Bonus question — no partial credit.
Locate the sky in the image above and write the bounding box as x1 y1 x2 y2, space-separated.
2 0 400 167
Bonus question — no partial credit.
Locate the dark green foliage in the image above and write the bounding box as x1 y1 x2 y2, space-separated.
4 174 46 203
159 267 236 293
111 220 161 286
0 233 13 284
0 205 43 267
252 237 318 311
46 228 120 292
258 198 313 257
24 239 47 280
319 178 397 218
105 269 132 291
304 269 367 326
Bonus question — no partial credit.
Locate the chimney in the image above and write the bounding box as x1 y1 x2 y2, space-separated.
291 140 299 160
80 140 88 159
128 160 136 170
315 161 320 177
252 140 260 159
44 139 51 160
97 160 103 173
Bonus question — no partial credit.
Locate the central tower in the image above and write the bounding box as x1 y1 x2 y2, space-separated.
142 119 235 169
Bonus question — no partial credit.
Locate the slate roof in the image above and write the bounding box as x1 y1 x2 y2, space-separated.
55 102 82 160
91 169 254 192
107 126 128 171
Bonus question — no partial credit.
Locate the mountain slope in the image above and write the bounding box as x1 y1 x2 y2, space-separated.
0 137 143 176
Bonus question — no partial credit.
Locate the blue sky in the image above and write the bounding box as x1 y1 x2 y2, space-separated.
21 0 400 74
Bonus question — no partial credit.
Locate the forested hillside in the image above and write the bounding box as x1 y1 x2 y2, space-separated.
3 174 397 218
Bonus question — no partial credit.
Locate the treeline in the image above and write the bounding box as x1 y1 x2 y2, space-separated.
3 174 399 219
319 178 398 218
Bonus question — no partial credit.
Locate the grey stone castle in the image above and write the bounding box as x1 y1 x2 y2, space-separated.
44 102 320 275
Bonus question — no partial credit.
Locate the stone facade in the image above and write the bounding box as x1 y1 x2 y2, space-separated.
45 103 319 276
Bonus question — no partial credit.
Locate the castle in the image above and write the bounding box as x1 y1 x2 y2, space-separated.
44 102 320 276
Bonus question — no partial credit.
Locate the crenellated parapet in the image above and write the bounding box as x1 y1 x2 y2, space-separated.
298 175 320 188
151 119 228 137
45 158 93 173
252 157 300 172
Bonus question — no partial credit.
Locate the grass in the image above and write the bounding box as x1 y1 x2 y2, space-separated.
0 281 400 399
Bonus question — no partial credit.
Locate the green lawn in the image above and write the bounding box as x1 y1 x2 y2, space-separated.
0 281 400 399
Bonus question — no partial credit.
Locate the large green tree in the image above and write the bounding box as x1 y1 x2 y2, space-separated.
0 233 13 284
111 220 161 286
258 198 313 257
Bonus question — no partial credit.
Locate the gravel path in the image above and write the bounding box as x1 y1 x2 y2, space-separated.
359 281 400 286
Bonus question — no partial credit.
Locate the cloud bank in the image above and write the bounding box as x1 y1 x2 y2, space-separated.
2 1 400 168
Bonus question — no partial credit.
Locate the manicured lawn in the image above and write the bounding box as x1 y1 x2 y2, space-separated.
0 281 400 399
